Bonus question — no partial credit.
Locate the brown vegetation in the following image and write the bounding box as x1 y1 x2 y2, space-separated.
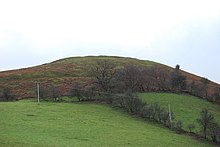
0 56 219 103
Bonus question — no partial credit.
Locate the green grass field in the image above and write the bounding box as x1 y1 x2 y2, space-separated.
139 93 220 132
0 99 212 147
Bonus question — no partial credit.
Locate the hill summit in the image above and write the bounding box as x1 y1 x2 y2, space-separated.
0 56 219 103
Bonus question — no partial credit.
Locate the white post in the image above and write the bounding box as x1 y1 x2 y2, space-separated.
168 104 172 128
37 83 40 104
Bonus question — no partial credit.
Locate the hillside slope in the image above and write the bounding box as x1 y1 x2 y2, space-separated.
0 56 219 101
0 100 212 147
139 93 220 131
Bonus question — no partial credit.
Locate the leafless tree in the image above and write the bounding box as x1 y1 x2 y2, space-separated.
201 77 210 99
212 87 220 103
116 65 150 92
89 60 116 92
149 66 170 91
117 65 141 91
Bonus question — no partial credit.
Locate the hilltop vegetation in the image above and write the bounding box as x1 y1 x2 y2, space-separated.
0 56 158 99
0 56 219 103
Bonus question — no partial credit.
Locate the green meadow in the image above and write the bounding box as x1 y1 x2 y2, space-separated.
0 99 212 147
139 93 220 132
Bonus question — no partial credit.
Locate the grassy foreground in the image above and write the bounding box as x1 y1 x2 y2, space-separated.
0 99 212 147
139 93 220 132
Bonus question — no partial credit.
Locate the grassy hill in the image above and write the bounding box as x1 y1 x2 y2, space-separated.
0 56 220 146
0 56 160 98
139 93 220 132
0 99 212 147
0 56 219 100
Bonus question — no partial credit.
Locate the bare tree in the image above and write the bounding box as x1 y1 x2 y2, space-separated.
189 81 204 98
201 77 210 99
117 65 141 91
116 64 153 92
89 60 116 92
212 87 220 103
149 66 170 91
71 83 83 101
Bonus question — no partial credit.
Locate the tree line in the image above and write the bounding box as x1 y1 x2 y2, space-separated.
70 86 220 143
87 60 220 103
1 60 220 103
84 60 220 143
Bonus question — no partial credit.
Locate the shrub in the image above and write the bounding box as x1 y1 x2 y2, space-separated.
207 121 220 142
2 87 14 101
175 120 183 134
197 108 215 139
71 83 83 101
159 109 169 125
188 123 196 133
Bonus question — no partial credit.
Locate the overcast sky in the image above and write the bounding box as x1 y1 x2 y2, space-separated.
0 0 220 83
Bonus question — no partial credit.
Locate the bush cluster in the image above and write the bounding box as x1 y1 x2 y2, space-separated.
105 90 174 129
0 87 15 101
